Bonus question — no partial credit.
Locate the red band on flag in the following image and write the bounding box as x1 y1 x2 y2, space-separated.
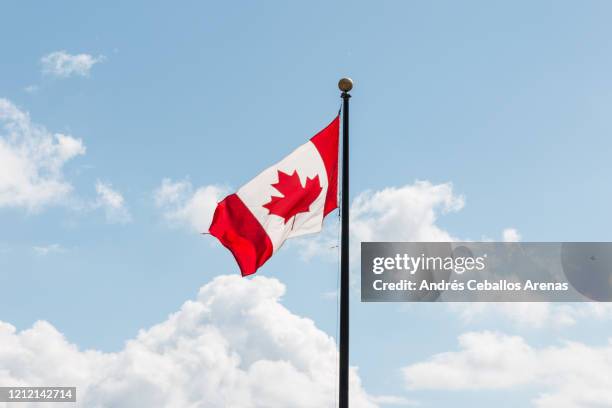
310 115 339 216
209 194 274 276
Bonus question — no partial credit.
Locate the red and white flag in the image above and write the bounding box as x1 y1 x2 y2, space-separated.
209 116 339 276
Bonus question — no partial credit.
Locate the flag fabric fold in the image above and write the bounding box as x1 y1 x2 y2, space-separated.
209 116 339 276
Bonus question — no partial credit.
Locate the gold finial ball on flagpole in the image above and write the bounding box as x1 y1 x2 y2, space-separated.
338 77 353 92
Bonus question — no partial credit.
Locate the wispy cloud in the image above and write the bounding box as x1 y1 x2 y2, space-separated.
23 85 39 94
95 181 131 224
41 51 105 78
322 290 338 300
154 178 227 232
33 244 65 256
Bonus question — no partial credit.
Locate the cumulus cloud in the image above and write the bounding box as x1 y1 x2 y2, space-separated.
296 181 464 262
402 331 612 408
290 181 589 331
0 275 407 407
156 178 578 329
154 178 227 232
297 181 525 262
350 181 464 243
0 98 86 210
41 51 105 78
289 180 594 332
95 181 131 224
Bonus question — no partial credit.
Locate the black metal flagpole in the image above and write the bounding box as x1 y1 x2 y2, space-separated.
338 77 352 408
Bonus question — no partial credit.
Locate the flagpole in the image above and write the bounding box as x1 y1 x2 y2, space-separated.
338 77 352 408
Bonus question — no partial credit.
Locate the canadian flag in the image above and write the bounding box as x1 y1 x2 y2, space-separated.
209 116 339 276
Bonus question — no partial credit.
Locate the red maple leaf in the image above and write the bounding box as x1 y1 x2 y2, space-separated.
263 170 322 223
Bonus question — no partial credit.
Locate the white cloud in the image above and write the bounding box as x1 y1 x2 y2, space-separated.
403 331 538 390
502 228 521 242
290 181 589 330
298 182 525 263
33 244 65 256
0 98 86 210
286 179 607 331
402 331 612 408
95 181 131 224
0 275 407 407
41 51 105 78
350 181 464 243
154 178 227 232
296 181 465 262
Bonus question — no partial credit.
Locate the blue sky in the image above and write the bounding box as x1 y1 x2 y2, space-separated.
2 1 612 407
